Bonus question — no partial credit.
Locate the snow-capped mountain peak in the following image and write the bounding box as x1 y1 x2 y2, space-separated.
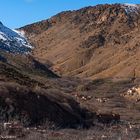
0 22 33 54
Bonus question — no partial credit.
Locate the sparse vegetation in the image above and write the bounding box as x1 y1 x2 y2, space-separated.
76 84 90 92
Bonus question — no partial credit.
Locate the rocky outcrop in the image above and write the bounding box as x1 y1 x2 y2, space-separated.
123 86 140 102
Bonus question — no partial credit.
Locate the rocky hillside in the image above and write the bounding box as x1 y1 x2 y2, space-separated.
20 4 140 80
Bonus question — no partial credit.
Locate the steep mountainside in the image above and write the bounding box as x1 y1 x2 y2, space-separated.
21 4 140 80
0 22 32 54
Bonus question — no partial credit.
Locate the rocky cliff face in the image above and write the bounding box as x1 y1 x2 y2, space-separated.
20 4 140 80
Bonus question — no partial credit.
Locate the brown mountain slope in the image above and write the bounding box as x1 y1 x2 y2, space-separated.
20 4 140 80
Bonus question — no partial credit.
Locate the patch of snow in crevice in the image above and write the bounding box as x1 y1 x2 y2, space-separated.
0 34 7 41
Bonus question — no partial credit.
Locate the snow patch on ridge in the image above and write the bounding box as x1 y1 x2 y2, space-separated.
122 3 140 14
124 3 138 7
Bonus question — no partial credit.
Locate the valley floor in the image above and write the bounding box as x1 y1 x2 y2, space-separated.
0 78 140 140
